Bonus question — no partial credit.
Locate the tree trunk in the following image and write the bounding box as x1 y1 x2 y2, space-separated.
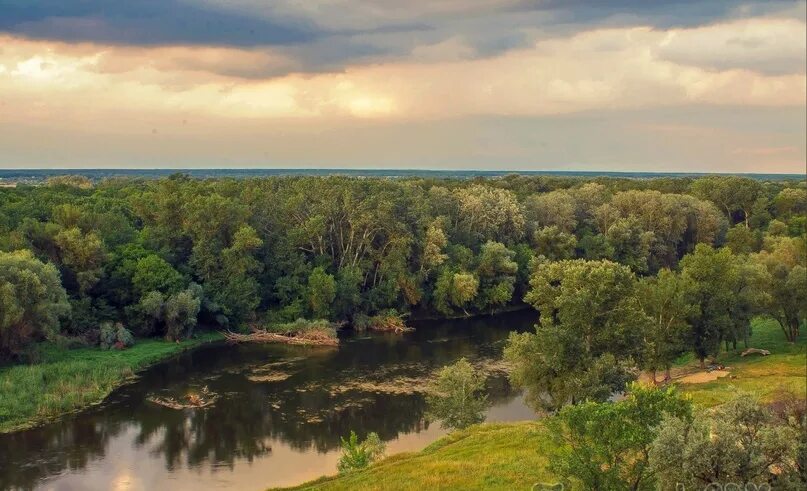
699 357 706 369
664 366 672 382
651 368 657 385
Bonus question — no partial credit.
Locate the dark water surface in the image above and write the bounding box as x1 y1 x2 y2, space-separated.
0 310 538 491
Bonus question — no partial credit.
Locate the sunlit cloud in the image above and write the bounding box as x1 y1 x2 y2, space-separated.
1 15 804 124
0 1 803 172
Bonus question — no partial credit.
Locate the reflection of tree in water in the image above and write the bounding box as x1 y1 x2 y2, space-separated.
0 415 126 490
0 309 535 489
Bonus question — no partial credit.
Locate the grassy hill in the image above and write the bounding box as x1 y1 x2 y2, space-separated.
277 318 806 491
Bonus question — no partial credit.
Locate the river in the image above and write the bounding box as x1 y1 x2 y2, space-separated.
0 310 538 491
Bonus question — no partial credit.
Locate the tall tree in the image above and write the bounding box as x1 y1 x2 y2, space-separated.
307 266 336 319
0 250 70 359
506 259 646 412
754 236 807 342
636 269 696 382
679 245 739 366
691 176 763 228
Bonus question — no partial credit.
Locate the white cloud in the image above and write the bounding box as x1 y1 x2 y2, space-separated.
657 17 806 74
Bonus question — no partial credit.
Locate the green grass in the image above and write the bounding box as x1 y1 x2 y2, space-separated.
0 332 222 433
675 318 807 407
276 317 806 491
273 422 555 491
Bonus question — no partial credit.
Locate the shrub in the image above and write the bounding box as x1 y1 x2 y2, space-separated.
99 322 135 350
337 431 386 474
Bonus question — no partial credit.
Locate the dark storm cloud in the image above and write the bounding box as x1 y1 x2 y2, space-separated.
0 0 317 46
1 0 798 47
0 0 802 77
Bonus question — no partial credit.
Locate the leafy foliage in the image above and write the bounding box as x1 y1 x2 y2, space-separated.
547 383 692 490
0 174 802 362
0 250 70 359
426 358 489 430
650 394 802 490
337 431 386 474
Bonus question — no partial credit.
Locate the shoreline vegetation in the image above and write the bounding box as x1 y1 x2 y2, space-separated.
277 317 806 490
0 332 222 433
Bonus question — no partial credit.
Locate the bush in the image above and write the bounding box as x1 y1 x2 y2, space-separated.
353 310 408 333
650 393 801 490
337 431 386 474
99 322 135 350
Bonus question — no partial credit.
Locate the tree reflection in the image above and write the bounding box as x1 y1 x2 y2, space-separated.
0 309 535 489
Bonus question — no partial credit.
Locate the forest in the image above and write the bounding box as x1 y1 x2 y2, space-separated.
1 174 804 365
1 173 806 489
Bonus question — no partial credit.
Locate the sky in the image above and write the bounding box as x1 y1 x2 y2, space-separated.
0 0 805 173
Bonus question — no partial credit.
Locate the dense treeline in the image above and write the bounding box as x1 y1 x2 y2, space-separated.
1 174 805 365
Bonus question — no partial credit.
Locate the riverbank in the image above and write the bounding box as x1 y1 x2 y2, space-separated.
0 332 222 433
273 422 554 491
672 318 806 406
277 317 806 490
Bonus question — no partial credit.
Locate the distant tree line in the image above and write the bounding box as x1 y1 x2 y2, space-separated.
0 174 804 362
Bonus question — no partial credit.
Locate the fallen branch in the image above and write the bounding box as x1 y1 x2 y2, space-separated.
740 348 771 357
221 328 339 346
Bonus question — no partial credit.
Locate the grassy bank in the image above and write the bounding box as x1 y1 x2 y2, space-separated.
274 423 554 491
674 318 806 407
278 318 806 491
0 332 222 433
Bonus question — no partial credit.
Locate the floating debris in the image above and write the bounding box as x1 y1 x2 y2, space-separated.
147 386 219 409
246 371 292 383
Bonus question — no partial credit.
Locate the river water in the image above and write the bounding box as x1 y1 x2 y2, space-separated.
0 310 538 491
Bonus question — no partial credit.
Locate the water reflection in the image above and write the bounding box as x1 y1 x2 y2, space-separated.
0 310 538 490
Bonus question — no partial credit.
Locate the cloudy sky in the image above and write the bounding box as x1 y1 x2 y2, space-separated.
0 0 805 172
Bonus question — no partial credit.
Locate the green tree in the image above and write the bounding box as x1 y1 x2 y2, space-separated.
532 226 577 261
133 290 165 336
454 185 524 243
679 245 740 366
754 236 807 342
725 224 759 254
420 218 448 274
0 250 70 359
449 272 479 313
426 358 490 430
53 227 106 295
605 217 653 273
506 259 645 412
547 383 691 491
163 287 201 340
636 269 696 383
475 241 518 309
691 176 763 227
307 266 336 319
131 254 183 296
525 190 578 233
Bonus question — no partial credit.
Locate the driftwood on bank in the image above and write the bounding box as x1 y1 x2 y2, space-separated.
740 348 771 357
221 328 339 346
